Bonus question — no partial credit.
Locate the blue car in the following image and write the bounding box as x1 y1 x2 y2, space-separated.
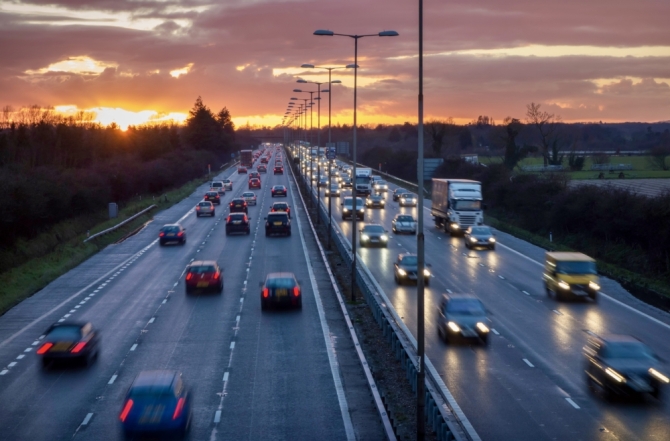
120 370 192 439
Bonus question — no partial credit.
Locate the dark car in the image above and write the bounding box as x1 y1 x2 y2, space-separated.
366 193 385 209
261 272 302 310
584 334 668 400
257 164 267 173
341 177 352 188
392 214 416 235
271 185 287 197
226 213 251 235
204 191 221 205
270 202 291 218
318 176 329 187
184 260 223 294
249 178 261 189
274 165 284 175
37 322 100 368
359 224 389 248
120 370 192 439
249 171 261 180
238 166 247 174
265 212 291 236
465 226 496 250
229 198 248 214
392 187 408 202
394 253 431 286
260 157 269 164
159 224 186 246
436 294 491 345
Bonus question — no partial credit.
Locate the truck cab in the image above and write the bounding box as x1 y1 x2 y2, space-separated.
354 168 373 196
431 179 484 235
543 252 600 302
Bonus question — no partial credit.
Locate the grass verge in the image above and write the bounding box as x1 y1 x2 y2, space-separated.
0 167 230 316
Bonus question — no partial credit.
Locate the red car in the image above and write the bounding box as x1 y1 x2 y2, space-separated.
185 261 223 294
257 165 267 173
249 178 261 189
238 166 248 174
273 165 284 175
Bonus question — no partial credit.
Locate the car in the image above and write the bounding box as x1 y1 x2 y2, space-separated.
371 175 382 184
342 197 365 220
119 370 192 439
318 176 329 187
392 188 408 201
226 213 251 235
274 165 284 174
242 191 257 205
359 224 389 247
373 180 389 192
366 193 385 209
184 260 223 294
436 294 490 345
392 214 417 235
341 177 352 188
238 166 247 174
37 322 100 368
260 272 302 310
265 212 291 236
257 164 267 173
204 191 221 205
222 179 233 191
271 185 287 197
464 226 496 250
159 224 186 246
584 334 668 400
211 181 226 195
260 157 269 164
248 178 261 189
249 171 261 180
196 201 215 217
394 253 431 285
270 201 291 218
229 198 248 214
326 184 340 197
398 193 417 207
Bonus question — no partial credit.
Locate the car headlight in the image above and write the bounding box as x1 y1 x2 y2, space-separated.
588 281 600 291
401 199 406 203
476 322 490 333
470 237 478 243
398 269 407 276
343 208 349 212
605 367 626 383
362 234 370 241
359 209 364 212
450 223 459 229
423 269 431 276
649 368 670 383
489 237 496 242
558 281 570 290
448 322 460 333
380 235 388 241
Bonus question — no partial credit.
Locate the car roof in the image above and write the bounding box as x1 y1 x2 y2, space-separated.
47 321 90 331
546 252 594 262
273 185 286 188
441 293 479 301
598 334 644 344
188 260 218 267
231 197 245 201
266 272 296 279
132 370 178 389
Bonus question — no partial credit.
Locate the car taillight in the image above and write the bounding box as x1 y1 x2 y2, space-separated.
71 342 86 353
226 216 230 222
293 287 300 297
213 272 220 280
196 206 200 210
120 399 134 422
186 273 193 281
37 343 53 354
177 232 184 237
243 202 247 206
262 288 269 298
173 397 185 420
159 232 165 237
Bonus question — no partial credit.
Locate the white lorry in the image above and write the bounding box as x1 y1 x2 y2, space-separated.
354 167 373 196
431 178 484 235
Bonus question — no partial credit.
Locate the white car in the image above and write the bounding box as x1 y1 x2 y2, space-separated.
211 181 226 195
392 214 417 234
242 191 257 205
399 193 417 207
374 180 388 192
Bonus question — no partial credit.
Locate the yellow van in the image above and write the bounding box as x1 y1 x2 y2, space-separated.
543 252 600 302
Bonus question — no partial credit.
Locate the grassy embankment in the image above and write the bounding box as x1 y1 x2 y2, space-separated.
0 168 228 316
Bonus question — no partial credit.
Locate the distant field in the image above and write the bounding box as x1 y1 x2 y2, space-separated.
479 155 670 179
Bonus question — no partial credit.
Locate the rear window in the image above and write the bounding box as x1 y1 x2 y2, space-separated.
189 265 216 274
129 386 175 399
199 202 212 207
266 277 296 288
268 214 287 222
161 226 180 233
401 255 418 265
206 192 218 197
230 214 245 220
47 326 83 339
273 203 288 209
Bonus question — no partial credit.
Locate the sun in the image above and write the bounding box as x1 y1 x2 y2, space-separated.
56 106 187 130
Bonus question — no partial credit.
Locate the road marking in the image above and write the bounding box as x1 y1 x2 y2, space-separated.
566 398 580 409
162 299 167 304
148 317 155 324
58 319 65 322
522 290 530 295
64 314 71 318
491 328 500 335
81 413 93 425
446 289 453 294
8 362 17 367
229 342 235 349
214 410 222 423
240 298 244 303
223 372 229 382
108 375 118 384
553 310 563 316
523 359 535 367
0 370 7 375
69 310 76 313
17 355 25 360
74 305 81 309
498 275 505 280
235 316 240 322
79 301 86 305
130 344 138 351
173 282 178 287
32 341 39 346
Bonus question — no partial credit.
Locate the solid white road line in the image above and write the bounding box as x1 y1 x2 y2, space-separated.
223 372 229 382
82 413 93 425
491 328 500 335
565 398 580 409
108 375 118 385
523 359 535 368
229 342 235 349
522 290 530 295
214 410 222 423
130 344 138 351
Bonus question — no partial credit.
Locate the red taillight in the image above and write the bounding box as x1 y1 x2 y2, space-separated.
37 343 53 354
173 397 185 420
293 287 300 297
196 206 201 211
159 232 165 237
186 273 193 281
120 399 134 422
71 342 86 353
262 288 269 298
213 272 220 280
177 232 184 237
226 216 230 222
243 202 247 206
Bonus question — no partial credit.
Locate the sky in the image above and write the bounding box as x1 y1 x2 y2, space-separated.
1 0 669 129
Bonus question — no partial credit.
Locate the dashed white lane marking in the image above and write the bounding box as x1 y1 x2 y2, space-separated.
148 317 155 324
130 344 138 351
8 362 17 367
64 314 71 318
523 359 535 368
108 375 118 385
553 310 563 316
229 342 235 349
522 290 530 295
240 298 244 303
32 341 39 346
173 282 178 287
58 319 65 322
81 413 93 425
214 410 222 423
491 328 500 335
566 398 580 409
498 275 505 280
162 299 167 304
69 310 76 313
223 372 229 382
74 305 81 309
0 370 7 375
446 289 453 294
17 355 25 359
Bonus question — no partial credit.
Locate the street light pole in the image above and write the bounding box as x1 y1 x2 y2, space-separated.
417 0 426 438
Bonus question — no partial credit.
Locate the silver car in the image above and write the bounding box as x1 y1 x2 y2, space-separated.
326 184 340 197
196 201 215 217
392 214 416 235
222 179 233 191
242 191 257 206
373 180 388 192
464 226 496 250
398 193 417 207
436 294 491 345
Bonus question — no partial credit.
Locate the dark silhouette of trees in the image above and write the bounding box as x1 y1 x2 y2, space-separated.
526 102 563 166
501 117 531 170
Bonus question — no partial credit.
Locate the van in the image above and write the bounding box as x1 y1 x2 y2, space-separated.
543 252 600 302
211 181 225 195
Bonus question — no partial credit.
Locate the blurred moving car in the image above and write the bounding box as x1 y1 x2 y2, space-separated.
257 164 267 173
249 171 261 180
265 212 291 236
185 260 223 294
360 224 388 247
204 191 220 205
392 214 416 235
543 252 599 302
392 188 408 201
271 185 287 197
464 226 496 250
373 180 388 192
211 181 226 195
238 166 248 174
318 176 329 187
37 322 100 368
270 201 291 218
248 178 261 189
229 198 248 214
326 184 340 197
436 294 490 345
341 177 352 188
274 165 284 174
261 272 302 310
120 370 192 439
398 193 418 207
242 191 257 205
226 213 251 235
159 224 186 246
366 193 385 209
584 334 668 400
342 197 365 220
196 201 215 217
394 253 430 285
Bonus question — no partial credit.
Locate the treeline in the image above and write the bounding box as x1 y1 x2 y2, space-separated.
0 97 236 246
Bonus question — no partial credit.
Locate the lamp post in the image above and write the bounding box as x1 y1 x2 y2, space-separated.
294 89 317 206
314 28 399 302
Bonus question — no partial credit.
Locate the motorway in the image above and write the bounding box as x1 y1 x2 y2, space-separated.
0 149 385 441
305 157 670 441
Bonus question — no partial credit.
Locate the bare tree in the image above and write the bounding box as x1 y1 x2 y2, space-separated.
525 102 563 166
425 119 449 156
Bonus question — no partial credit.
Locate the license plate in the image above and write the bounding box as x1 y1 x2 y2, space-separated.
52 342 73 352
274 222 283 226
461 330 477 337
276 289 287 297
167 233 175 237
197 282 209 288
371 239 379 242
233 221 241 224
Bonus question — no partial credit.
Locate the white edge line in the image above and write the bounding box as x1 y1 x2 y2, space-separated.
82 413 93 425
130 344 138 351
565 398 580 409
223 372 229 382
523 358 535 368
214 410 222 423
108 374 118 385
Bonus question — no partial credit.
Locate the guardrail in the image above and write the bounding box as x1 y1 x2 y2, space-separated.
84 205 157 243
287 148 474 441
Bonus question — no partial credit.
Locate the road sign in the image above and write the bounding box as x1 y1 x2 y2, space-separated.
326 147 336 160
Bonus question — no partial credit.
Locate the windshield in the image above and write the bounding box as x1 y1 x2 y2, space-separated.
452 200 481 211
161 226 179 233
401 194 414 198
447 299 485 315
401 256 418 265
396 216 414 222
344 198 364 208
470 227 491 235
603 342 655 360
376 181 387 185
355 176 371 184
363 226 384 233
556 261 597 275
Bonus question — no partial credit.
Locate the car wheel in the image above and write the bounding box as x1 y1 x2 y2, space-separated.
225 229 230 236
589 291 598 303
212 211 216 216
181 238 186 245
218 283 223 294
246 229 250 235
425 279 430 287
41 358 51 369
480 334 489 346
490 244 496 251
437 326 444 342
265 230 270 237
296 299 303 309
652 386 661 400
196 214 200 217
185 287 193 295
394 274 400 285
287 230 291 236
261 300 268 311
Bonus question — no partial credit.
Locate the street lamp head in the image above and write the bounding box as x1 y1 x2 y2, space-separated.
331 80 342 84
301 63 315 68
297 79 307 83
378 30 399 37
293 89 302 92
290 97 298 100
314 29 334 36
346 64 358 69
321 89 329 93
314 97 321 100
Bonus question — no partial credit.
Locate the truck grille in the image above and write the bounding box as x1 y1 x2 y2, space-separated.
460 215 476 226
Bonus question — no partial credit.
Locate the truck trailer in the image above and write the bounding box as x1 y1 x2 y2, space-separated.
240 150 253 167
431 178 484 235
